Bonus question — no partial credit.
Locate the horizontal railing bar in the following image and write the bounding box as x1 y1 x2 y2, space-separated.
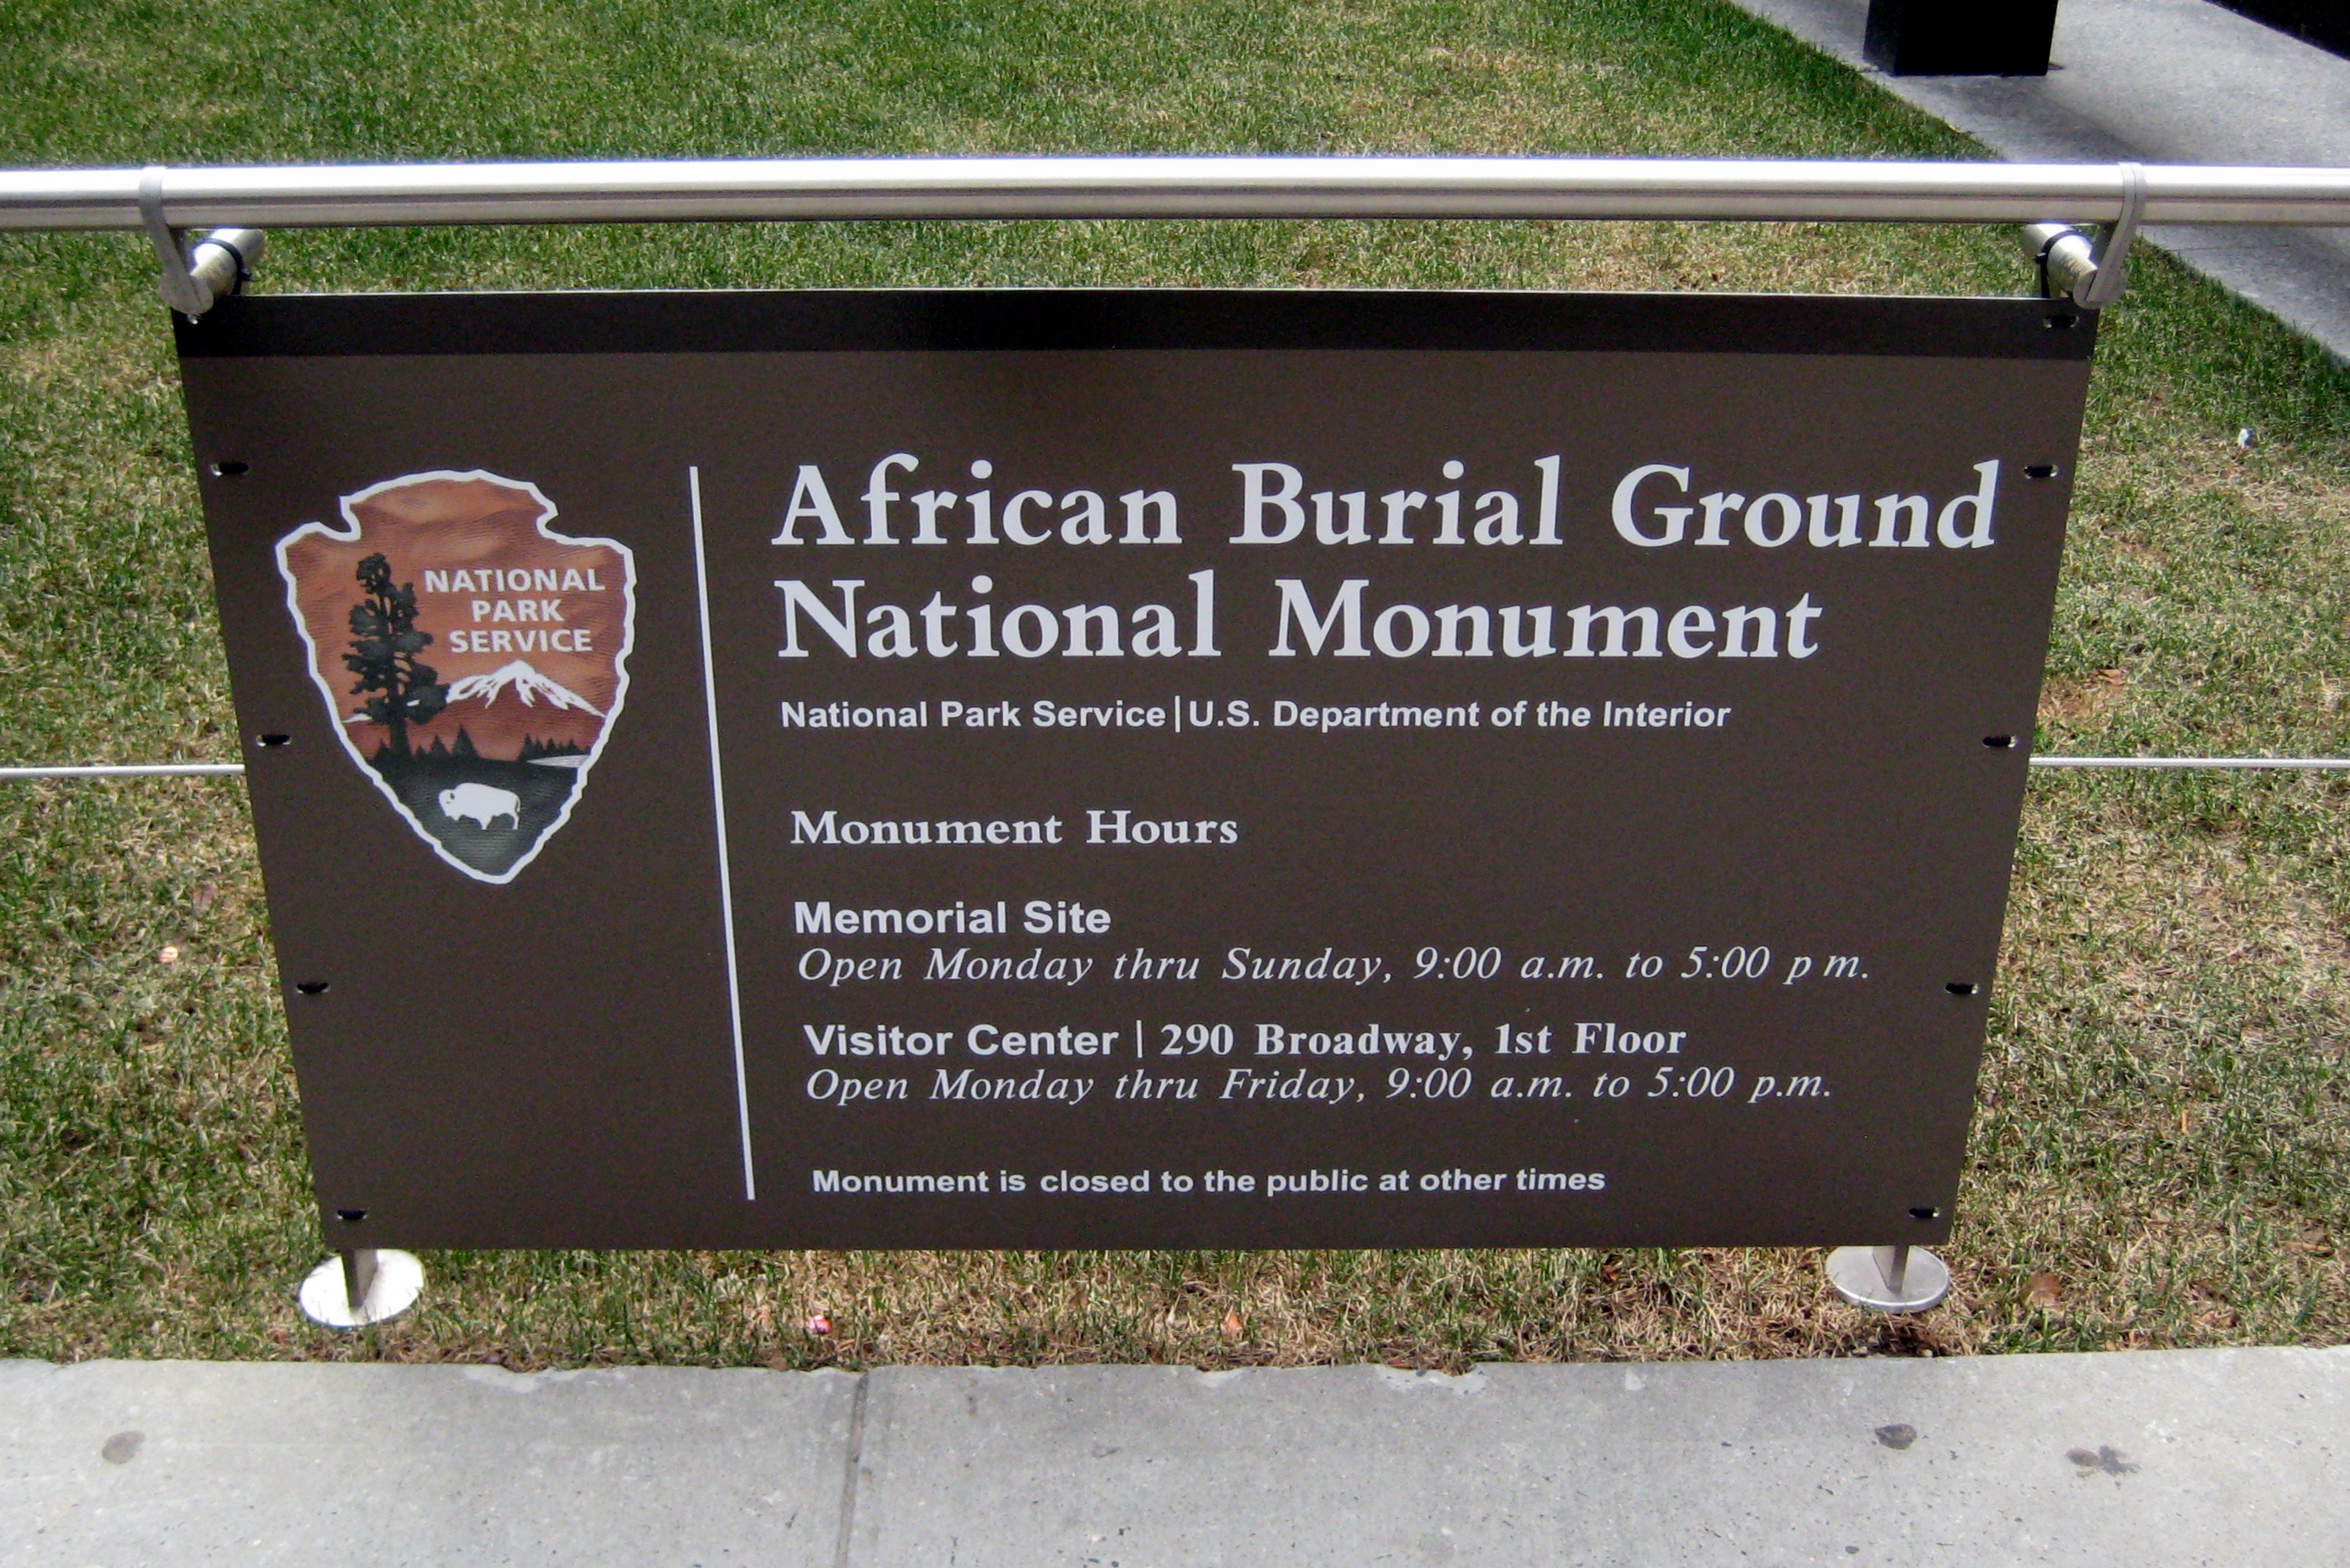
5 158 2350 231
2029 756 2350 770
6 758 2350 779
0 763 247 779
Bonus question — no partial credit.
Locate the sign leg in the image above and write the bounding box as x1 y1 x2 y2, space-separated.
341 1248 378 1311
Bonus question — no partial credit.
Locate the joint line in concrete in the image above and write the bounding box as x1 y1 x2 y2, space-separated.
832 1372 871 1568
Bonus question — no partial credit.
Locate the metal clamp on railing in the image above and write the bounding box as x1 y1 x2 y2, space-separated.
2022 161 2147 309
139 166 266 318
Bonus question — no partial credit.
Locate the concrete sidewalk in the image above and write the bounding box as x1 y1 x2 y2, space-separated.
4 1347 2344 1565
1731 0 2350 357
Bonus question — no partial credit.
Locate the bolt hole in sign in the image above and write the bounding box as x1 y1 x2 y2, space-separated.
176 288 2090 1249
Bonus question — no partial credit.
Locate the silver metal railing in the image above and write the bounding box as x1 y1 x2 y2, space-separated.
0 765 249 779
8 156 2347 1317
8 156 2350 230
10 758 2350 780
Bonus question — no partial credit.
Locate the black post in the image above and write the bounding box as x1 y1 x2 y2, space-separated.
1863 0 2062 76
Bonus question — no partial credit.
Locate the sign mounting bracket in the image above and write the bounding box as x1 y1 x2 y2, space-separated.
139 166 267 318
2078 161 2146 310
2021 161 2147 311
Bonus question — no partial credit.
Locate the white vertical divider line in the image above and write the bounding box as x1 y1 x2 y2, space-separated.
689 466 758 1202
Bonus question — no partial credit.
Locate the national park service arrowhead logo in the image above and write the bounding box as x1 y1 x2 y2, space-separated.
277 472 636 884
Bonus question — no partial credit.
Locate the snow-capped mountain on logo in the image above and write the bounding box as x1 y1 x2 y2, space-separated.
442 659 607 717
341 657 610 758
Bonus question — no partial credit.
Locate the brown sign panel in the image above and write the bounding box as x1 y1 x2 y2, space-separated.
176 289 2094 1250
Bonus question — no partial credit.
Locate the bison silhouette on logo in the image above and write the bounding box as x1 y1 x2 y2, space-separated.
277 471 637 884
438 782 523 832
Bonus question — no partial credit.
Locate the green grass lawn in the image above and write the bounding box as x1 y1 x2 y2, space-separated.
2 0 2346 1368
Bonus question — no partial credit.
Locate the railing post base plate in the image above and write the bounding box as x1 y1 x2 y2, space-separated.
1825 1244 1951 1314
298 1249 425 1328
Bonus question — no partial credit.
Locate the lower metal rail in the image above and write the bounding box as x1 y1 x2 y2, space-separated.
6 757 2350 779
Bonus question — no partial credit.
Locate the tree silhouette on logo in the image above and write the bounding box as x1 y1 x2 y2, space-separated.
344 553 447 758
